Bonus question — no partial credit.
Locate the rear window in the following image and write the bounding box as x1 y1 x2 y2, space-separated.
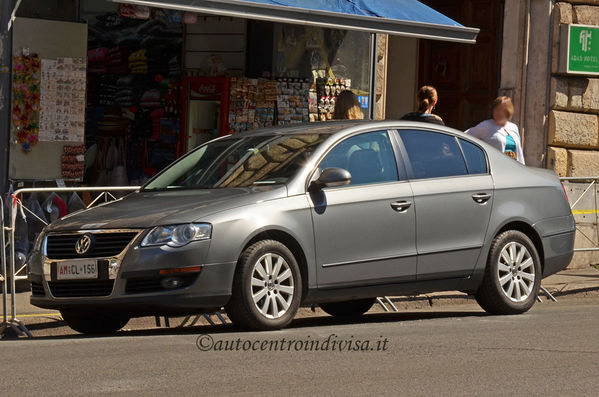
399 130 468 180
459 139 488 174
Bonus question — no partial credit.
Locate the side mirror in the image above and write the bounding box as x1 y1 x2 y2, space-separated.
310 167 352 190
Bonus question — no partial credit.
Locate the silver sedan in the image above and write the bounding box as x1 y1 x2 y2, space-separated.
28 121 575 333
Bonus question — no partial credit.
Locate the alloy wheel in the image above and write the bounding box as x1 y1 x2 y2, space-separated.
250 253 295 319
497 242 536 303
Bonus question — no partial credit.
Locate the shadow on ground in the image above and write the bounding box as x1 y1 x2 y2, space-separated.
3 310 489 340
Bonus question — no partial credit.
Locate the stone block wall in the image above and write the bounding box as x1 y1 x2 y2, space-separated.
549 2 599 269
549 2 599 177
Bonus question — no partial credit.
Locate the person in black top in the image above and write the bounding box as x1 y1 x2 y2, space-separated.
401 85 444 125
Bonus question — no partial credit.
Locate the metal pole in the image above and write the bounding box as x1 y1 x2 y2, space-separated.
368 33 377 121
0 0 15 196
7 194 30 336
9 195 16 320
1 196 8 324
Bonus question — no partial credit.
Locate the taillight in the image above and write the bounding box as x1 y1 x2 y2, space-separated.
561 183 569 202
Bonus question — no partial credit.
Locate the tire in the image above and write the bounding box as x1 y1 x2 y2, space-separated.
225 240 302 331
320 298 376 318
60 310 130 334
475 230 542 315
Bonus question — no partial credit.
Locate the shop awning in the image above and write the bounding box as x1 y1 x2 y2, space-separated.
112 0 479 43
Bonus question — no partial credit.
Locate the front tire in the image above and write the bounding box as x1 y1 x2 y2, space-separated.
320 298 376 318
60 310 129 334
225 240 302 331
475 230 541 315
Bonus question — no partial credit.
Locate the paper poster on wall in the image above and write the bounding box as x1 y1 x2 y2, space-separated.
39 57 86 142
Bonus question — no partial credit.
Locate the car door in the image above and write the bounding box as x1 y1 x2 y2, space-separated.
308 130 417 288
396 129 493 280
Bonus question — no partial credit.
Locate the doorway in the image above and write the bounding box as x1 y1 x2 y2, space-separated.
418 0 504 131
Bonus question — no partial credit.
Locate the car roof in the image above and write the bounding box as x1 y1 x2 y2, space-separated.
229 121 365 137
230 120 465 138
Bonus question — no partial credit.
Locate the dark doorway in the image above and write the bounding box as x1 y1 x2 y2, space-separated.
419 0 504 131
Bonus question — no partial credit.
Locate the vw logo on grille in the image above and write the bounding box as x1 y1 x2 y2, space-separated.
75 234 94 255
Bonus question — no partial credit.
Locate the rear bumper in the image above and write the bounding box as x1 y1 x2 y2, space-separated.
541 230 575 278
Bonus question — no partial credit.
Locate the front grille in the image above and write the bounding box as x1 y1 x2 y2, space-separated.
48 280 115 297
126 274 198 294
46 232 138 259
30 281 45 296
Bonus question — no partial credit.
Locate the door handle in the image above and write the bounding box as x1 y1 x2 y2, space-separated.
391 201 412 212
472 193 492 204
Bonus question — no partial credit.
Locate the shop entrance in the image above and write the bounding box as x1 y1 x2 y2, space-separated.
418 0 504 131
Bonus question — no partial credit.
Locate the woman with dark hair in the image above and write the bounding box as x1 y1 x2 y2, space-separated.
333 90 364 120
466 96 525 164
401 85 444 125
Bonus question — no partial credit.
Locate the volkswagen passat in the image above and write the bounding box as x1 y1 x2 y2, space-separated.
28 121 575 333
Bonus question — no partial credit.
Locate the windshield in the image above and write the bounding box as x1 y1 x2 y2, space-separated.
143 134 331 190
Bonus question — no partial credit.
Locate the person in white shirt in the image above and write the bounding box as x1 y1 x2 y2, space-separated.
465 96 525 165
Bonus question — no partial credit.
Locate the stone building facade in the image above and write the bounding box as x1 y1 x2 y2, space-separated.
549 1 599 177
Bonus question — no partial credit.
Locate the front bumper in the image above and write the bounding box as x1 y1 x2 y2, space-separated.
28 235 237 316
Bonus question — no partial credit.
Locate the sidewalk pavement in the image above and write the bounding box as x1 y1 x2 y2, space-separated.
540 267 599 295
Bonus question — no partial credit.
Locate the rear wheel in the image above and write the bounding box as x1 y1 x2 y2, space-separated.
60 310 129 334
475 230 541 315
320 298 376 318
225 240 302 331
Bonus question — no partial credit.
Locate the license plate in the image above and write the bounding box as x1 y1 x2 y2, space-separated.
57 261 98 280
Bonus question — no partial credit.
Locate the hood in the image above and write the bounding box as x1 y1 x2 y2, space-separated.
46 186 287 231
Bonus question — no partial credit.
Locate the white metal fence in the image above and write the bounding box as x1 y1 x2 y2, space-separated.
560 177 599 253
1 186 140 337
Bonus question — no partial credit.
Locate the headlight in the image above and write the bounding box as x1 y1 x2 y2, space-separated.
141 223 212 248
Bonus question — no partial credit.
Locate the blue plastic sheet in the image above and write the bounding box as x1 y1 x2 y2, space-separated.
238 0 463 27
113 0 478 42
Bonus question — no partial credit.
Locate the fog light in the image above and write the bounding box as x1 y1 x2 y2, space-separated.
161 277 185 289
109 260 120 278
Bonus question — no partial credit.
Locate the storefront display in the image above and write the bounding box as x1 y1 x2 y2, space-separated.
182 76 310 144
84 7 183 184
11 52 41 153
229 78 277 133
39 57 87 143
61 144 86 179
314 77 352 121
6 2 375 188
271 24 372 121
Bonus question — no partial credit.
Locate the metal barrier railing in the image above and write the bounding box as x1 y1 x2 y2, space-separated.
560 177 599 252
1 186 140 337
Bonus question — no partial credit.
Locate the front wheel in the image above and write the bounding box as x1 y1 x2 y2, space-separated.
60 310 130 334
475 230 541 315
225 240 302 331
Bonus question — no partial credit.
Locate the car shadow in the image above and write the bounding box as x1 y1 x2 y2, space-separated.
7 309 488 340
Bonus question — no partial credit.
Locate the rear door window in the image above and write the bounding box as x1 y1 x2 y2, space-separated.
459 138 488 174
398 130 468 180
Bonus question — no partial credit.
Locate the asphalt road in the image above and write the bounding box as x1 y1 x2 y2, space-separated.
1 298 599 396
